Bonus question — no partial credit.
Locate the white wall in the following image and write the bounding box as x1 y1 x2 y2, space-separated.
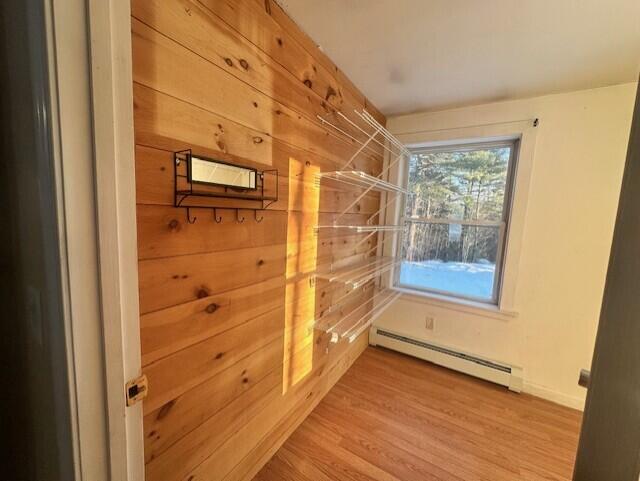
377 82 637 409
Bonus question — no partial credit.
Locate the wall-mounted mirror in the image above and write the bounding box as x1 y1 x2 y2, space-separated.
189 155 257 190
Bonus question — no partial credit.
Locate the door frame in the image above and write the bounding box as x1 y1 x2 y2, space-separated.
86 0 144 479
47 0 143 479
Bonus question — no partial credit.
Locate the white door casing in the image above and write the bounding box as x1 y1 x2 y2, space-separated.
46 0 143 479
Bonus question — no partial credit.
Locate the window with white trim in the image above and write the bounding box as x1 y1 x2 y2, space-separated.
396 140 518 304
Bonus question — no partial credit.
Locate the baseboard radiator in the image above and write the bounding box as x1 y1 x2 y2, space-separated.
369 327 523 392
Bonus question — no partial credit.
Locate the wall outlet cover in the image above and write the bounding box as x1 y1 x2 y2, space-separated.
425 316 434 330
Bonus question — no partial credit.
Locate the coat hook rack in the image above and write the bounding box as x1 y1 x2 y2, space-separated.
186 207 197 224
173 149 278 226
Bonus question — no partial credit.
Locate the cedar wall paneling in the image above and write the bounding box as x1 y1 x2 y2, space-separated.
131 0 385 479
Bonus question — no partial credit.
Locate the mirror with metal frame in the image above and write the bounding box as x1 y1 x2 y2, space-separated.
189 155 257 190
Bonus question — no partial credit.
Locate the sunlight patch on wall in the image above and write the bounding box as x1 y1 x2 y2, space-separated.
283 158 320 392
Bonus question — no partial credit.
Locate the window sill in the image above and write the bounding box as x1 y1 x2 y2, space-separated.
390 286 518 320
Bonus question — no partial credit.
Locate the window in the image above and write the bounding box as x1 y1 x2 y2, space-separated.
396 140 518 304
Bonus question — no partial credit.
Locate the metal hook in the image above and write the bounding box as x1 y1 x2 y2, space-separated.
254 210 264 223
186 208 197 224
235 209 245 223
213 208 222 223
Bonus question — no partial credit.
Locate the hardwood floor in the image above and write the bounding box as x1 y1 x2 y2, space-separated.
254 347 583 481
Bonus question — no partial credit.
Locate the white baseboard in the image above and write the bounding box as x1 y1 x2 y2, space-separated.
523 381 586 411
370 327 523 393
369 327 586 411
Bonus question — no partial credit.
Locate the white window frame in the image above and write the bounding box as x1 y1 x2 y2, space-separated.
396 139 520 305
382 120 538 317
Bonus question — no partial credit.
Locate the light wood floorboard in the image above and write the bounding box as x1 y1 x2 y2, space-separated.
254 346 583 481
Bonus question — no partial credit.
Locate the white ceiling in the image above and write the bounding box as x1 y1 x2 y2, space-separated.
278 0 640 115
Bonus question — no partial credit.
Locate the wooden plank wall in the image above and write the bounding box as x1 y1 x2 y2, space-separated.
131 1 385 480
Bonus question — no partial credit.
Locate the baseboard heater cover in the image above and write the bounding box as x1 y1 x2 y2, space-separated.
370 327 523 392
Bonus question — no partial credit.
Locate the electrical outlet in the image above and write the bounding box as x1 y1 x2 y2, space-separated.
425 316 434 331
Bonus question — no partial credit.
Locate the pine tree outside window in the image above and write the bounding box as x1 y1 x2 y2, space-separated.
397 140 519 304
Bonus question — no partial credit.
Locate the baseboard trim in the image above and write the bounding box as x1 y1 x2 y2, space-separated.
370 327 523 393
523 381 586 411
370 327 585 411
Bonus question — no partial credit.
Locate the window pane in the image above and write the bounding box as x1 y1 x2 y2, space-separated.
398 142 514 303
405 146 511 222
399 222 501 301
